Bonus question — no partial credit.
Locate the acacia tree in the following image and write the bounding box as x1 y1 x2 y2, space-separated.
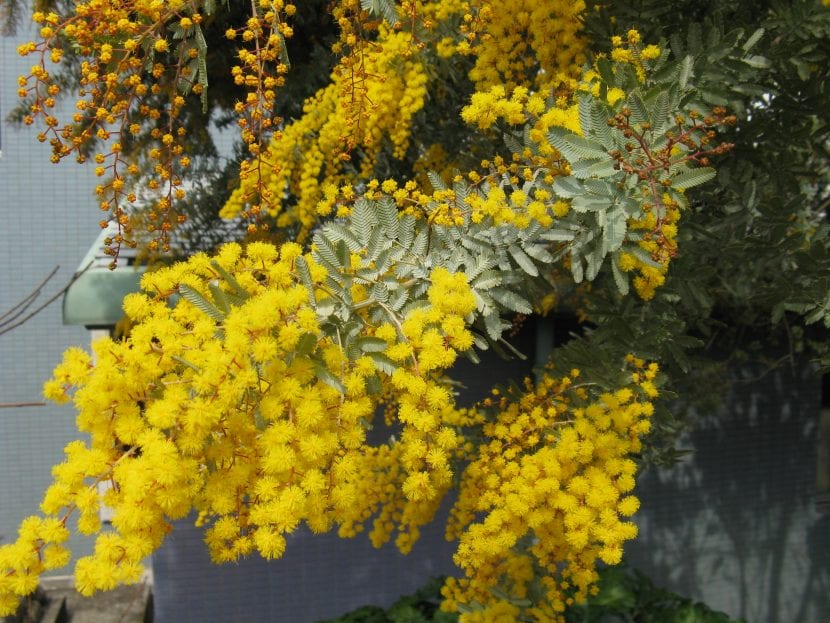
1 1 829 621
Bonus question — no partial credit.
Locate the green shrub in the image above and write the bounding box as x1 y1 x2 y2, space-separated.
321 567 746 623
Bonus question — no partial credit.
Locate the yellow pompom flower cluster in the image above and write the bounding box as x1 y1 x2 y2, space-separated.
222 0 590 240
464 185 556 229
225 1 297 233
460 85 579 137
619 193 681 300
0 517 71 614
353 268 476 547
19 0 298 258
609 30 662 82
222 27 430 240
0 242 481 614
451 0 587 93
441 358 658 622
459 79 586 176
461 85 535 130
19 1 211 256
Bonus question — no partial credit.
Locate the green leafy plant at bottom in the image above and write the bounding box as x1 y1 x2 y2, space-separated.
565 565 747 623
316 576 455 623
317 566 746 623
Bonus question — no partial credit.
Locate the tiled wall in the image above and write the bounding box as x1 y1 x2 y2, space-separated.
627 359 829 622
0 21 100 564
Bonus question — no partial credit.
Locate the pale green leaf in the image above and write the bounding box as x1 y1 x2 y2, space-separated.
672 167 716 190
490 288 532 314
179 284 225 321
210 261 247 298
427 170 447 191
360 0 398 25
522 244 553 263
368 352 398 375
508 245 538 277
472 270 502 290
584 246 605 281
293 255 317 305
552 176 585 198
296 333 318 356
741 28 765 52
571 249 584 283
208 283 230 314
570 158 618 179
572 195 611 212
484 312 509 341
398 215 416 250
377 196 398 231
678 55 694 90
355 336 388 353
351 198 374 245
540 229 576 242
369 280 389 303
314 363 345 393
389 287 409 311
611 255 630 296
548 127 608 160
602 207 627 254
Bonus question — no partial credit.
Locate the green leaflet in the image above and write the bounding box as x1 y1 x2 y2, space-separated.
547 127 609 161
508 245 538 277
295 333 319 357
552 176 585 198
626 93 650 126
354 336 388 353
178 284 225 321
314 234 342 274
210 260 248 299
314 363 345 393
208 283 230 314
367 352 397 375
489 288 532 314
360 0 398 26
351 198 375 246
570 158 617 180
601 207 628 255
671 167 717 190
483 312 511 341
522 244 553 263
471 270 502 290
293 255 316 305
611 254 630 296
678 55 694 90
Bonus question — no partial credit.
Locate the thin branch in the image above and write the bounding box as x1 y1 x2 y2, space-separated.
0 402 47 408
0 266 60 327
0 262 92 338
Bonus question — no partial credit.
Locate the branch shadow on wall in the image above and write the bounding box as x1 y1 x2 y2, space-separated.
625 356 829 623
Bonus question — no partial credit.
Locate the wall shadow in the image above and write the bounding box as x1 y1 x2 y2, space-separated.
625 357 829 622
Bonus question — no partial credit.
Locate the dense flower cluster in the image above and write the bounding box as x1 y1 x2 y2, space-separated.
222 0 589 240
0 242 480 613
620 193 680 300
222 26 431 239
444 0 586 93
17 0 297 258
18 1 199 255
0 231 658 619
441 358 657 621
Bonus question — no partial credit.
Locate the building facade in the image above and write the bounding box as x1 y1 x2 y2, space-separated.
0 19 100 570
